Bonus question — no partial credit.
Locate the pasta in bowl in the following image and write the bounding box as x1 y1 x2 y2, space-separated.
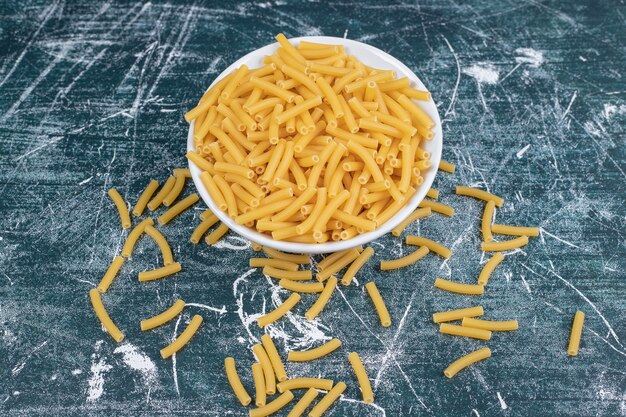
186 34 442 254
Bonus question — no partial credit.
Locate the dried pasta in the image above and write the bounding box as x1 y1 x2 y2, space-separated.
257 293 301 327
568 310 585 356
434 278 484 295
279 279 324 293
462 317 519 332
138 262 181 282
455 186 504 207
438 159 456 173
439 323 492 340
477 252 504 285
286 388 319 417
418 200 455 217
160 314 203 358
148 176 176 211
263 266 312 281
365 282 391 327
250 391 294 417
305 276 337 320
225 357 252 406
144 225 174 266
405 235 452 258
261 334 288 382
277 378 334 393
252 362 266 407
341 246 374 285
482 200 495 243
141 299 185 331
121 217 153 258
133 179 159 216
481 235 529 252
252 344 276 395
492 223 539 237
250 258 299 271
97 255 125 293
309 381 346 417
158 193 199 225
348 352 374 404
287 338 342 362
433 306 484 323
205 222 229 244
444 347 491 378
380 246 429 270
391 207 431 236
108 188 131 229
89 288 124 342
190 215 220 244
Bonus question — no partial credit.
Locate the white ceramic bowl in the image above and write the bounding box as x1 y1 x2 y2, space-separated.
188 36 442 254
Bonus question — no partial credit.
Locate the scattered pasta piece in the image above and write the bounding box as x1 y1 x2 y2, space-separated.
477 252 504 285
365 282 391 327
568 310 585 356
391 207 431 237
158 193 199 225
317 248 360 270
140 299 185 331
280 279 324 293
277 378 333 393
308 381 346 417
492 223 539 237
380 246 429 270
225 357 252 406
316 247 361 281
97 256 125 293
133 179 159 217
251 362 266 407
206 222 229 244
455 186 504 207
160 315 203 358
257 293 301 327
341 246 374 285
426 188 439 199
253 344 276 395
438 159 456 173
144 225 174 266
190 215 219 244
263 266 312 281
286 387 319 417
89 289 124 343
261 334 288 382
434 278 484 295
250 391 294 417
481 200 495 243
481 235 529 252
444 347 491 378
148 176 176 211
263 247 310 264
439 323 492 340
162 172 186 207
348 352 374 404
405 235 452 258
305 276 338 320
433 306 484 323
138 262 182 282
107 188 131 229
462 317 519 332
121 217 153 258
173 167 191 178
418 200 455 217
250 258 299 271
287 338 342 362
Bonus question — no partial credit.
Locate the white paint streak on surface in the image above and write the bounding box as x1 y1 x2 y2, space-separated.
11 340 49 376
113 343 158 383
462 63 499 85
497 392 508 410
515 48 544 67
213 236 250 250
516 144 531 158
87 341 112 402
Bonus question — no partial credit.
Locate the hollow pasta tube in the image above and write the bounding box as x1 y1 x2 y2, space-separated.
391 207 431 236
97 256 125 293
438 160 456 173
235 198 295 225
190 215 220 244
444 348 491 378
481 235 529 252
250 258 299 271
305 277 337 320
433 306 484 323
163 174 186 207
133 179 159 216
418 200 455 217
271 187 317 222
205 223 229 244
308 381 346 417
286 388 319 417
121 217 153 258
316 248 361 281
482 200 495 243
568 311 585 356
348 352 374 404
461 317 519 332
160 315 203 359
287 338 342 362
262 247 310 264
108 188 131 229
341 247 374 286
492 224 540 237
263 266 312 281
261 334 288 382
252 362 266 407
89 289 124 343
279 279 324 293
365 282 391 327
440 323 492 340
148 176 176 210
456 186 504 207
144 225 174 266
277 378 333 393
252 344 276 395
250 391 294 417
346 140 384 182
138 262 182 282
434 278 484 295
140 299 185 331
478 252 504 285
257 293 301 327
380 246 429 270
405 235 452 259
225 357 252 406
158 194 199 225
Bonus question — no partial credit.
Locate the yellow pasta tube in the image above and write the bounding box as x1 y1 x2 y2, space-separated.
279 279 324 293
190 216 220 244
144 225 174 266
434 278 484 295
365 282 391 327
418 200 455 217
478 252 504 285
252 362 266 407
391 92 434 128
286 388 319 417
250 391 294 417
462 317 519 332
426 188 439 199
250 258 299 271
346 140 384 182
433 306 484 323
315 76 344 118
456 186 504 207
261 334 288 382
271 187 317 222
438 159 456 173
163 174 186 207
133 179 159 217
444 348 491 378
402 87 431 101
405 235 452 259
481 235 529 252
440 323 492 340
305 276 337 320
275 95 322 125
316 248 361 281
107 188 131 229
157 193 199 225
121 217 153 258
251 76 296 102
252 344 276 395
276 33 306 63
221 65 249 100
331 210 376 232
214 162 254 179
235 197 294 225
262 247 310 264
205 222 229 244
184 73 231 122
568 310 585 356
148 176 176 210
224 173 265 199
263 266 312 281
257 293 301 327
97 256 125 293
341 247 375 286
140 299 185 331
260 139 286 183
482 200 495 243
287 338 342 362
209 126 245 164
307 62 351 77
277 378 333 393
391 207 431 236
186 151 216 176
308 381 346 417
138 262 182 282
213 175 237 218
89 288 124 342
345 72 395 93
225 357 252 406
380 246 429 270
200 172 227 211
312 190 350 240
492 224 540 237
347 352 374 404
281 64 323 95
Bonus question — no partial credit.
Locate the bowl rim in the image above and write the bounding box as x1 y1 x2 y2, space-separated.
187 35 442 254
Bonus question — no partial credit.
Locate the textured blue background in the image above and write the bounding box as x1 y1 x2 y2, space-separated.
0 1 624 416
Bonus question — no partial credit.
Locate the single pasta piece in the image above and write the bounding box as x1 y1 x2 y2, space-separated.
365 282 391 327
405 235 452 259
287 338 342 362
144 225 174 266
568 311 585 356
492 223 540 237
121 217 153 258
391 207 431 236
173 168 191 178
263 266 312 281
250 258 299 271
89 288 124 342
225 357 252 406
160 315 203 357
97 256 125 293
140 299 185 331
263 247 310 264
249 391 294 417
434 278 484 295
418 200 455 217
462 317 519 332
477 252 504 285
308 381 346 417
439 323 492 340
133 179 159 216
482 200 495 243
444 347 491 378
317 248 358 271
148 176 176 211
380 246 429 270
205 223 229 244
426 188 439 199
108 188 131 229
433 306 484 323
438 159 456 173
286 387 319 417
305 276 338 320
261 334 288 382
252 362 266 407
257 293 301 327
158 193 199 225
277 378 333 393
455 186 504 207
481 235 529 252
252 344 276 395
348 352 374 404
190 215 220 244
138 262 182 282
279 279 324 293
341 247 374 286
316 248 361 281
163 173 186 207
